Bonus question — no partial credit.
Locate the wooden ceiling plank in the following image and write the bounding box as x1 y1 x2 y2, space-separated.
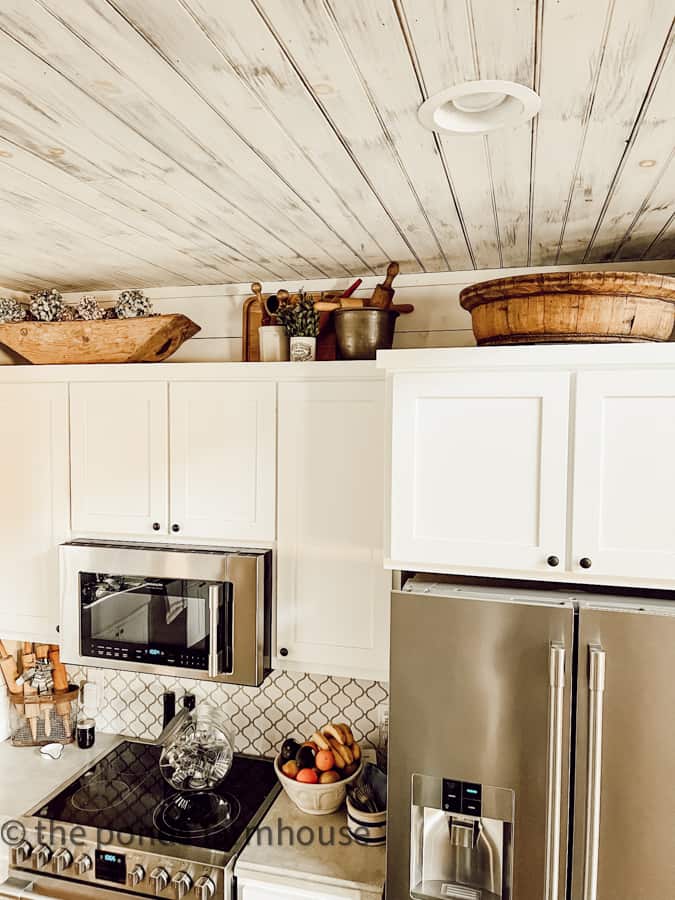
614 151 675 260
0 136 302 285
175 0 411 273
0 198 196 289
0 0 347 279
558 1 675 264
583 21 675 262
645 213 675 259
86 0 372 274
467 0 536 268
298 0 471 269
0 163 242 285
186 0 439 269
398 0 534 269
530 0 614 265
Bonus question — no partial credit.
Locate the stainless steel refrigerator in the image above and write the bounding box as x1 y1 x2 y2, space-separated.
387 578 675 900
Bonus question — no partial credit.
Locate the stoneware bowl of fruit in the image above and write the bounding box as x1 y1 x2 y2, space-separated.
275 722 363 816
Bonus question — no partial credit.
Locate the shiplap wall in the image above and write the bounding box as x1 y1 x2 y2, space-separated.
55 259 675 363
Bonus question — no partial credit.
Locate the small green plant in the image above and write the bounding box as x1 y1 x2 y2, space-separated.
277 293 319 338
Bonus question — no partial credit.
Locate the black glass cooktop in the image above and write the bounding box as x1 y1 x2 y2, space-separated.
36 741 278 854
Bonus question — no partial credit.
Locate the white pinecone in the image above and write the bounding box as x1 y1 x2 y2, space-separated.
30 288 64 322
77 295 105 320
115 289 153 319
0 297 27 323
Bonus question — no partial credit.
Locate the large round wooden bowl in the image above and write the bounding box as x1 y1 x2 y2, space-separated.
459 271 675 345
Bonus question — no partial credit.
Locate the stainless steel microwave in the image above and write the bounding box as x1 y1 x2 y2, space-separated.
60 541 272 686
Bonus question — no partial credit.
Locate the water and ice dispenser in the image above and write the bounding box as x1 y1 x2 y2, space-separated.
410 774 515 900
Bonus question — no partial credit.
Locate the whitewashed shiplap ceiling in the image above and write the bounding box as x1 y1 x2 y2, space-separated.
0 0 672 291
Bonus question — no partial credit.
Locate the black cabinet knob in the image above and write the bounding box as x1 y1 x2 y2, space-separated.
579 557 593 569
547 555 560 568
152 522 161 531
171 524 181 533
279 647 289 657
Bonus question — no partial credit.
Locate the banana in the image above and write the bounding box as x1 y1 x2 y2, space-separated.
327 737 353 768
323 723 347 745
337 723 355 745
351 741 361 761
310 731 331 751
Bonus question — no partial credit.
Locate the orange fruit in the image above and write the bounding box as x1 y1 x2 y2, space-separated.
315 750 335 772
296 768 319 784
281 760 299 779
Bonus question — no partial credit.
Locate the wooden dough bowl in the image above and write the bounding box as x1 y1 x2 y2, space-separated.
0 314 200 364
460 272 675 345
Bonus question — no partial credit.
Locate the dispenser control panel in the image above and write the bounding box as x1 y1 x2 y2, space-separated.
442 779 482 816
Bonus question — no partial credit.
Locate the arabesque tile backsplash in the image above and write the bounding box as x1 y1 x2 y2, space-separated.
72 667 388 757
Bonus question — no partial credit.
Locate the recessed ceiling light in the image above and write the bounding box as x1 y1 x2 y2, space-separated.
639 159 657 168
418 79 541 135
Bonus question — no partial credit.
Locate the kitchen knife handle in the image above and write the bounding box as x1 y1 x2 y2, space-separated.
544 642 566 900
207 584 222 679
582 645 606 900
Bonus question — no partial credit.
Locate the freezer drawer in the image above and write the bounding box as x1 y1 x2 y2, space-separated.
387 587 575 900
572 603 675 900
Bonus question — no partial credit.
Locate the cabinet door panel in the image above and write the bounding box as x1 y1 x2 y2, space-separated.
170 382 276 542
70 382 168 536
390 371 570 573
277 381 389 679
0 383 68 640
572 370 675 581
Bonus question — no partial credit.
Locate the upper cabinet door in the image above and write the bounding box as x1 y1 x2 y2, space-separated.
70 382 168 536
0 383 69 640
572 370 675 582
169 382 276 542
390 371 570 574
276 380 390 679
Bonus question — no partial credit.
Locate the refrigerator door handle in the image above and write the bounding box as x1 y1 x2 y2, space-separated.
544 641 566 900
582 644 607 900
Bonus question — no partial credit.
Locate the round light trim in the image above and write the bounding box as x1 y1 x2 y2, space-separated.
418 79 541 135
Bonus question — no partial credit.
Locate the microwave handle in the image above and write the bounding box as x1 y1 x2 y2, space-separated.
208 584 223 678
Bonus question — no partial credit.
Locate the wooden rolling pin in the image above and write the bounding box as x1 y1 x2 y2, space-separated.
314 299 415 314
370 261 400 308
24 684 39 741
0 641 22 696
50 648 72 736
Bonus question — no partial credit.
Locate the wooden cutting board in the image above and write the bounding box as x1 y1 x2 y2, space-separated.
242 290 342 362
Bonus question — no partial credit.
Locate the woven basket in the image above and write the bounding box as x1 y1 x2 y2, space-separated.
8 685 79 746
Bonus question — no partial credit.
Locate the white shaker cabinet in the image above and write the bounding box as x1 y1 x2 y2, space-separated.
389 370 570 575
276 380 390 680
0 383 69 640
571 369 675 581
70 382 168 537
170 382 276 542
70 380 276 543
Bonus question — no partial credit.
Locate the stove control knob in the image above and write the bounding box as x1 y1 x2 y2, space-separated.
171 871 193 900
11 840 32 866
74 854 93 876
52 848 73 874
128 865 146 888
32 844 52 869
194 876 215 900
150 867 170 894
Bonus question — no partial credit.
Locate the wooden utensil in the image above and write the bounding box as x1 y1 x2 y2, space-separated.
370 262 400 308
23 684 39 741
50 648 72 735
0 643 22 695
340 278 362 299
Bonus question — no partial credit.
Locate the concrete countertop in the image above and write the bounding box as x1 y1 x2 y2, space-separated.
235 791 385 894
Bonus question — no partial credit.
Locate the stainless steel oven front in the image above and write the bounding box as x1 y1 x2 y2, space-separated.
60 542 272 686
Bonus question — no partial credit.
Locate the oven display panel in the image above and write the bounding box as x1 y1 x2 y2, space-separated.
95 850 127 884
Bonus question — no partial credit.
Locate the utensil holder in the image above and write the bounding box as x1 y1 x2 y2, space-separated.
8 685 79 747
